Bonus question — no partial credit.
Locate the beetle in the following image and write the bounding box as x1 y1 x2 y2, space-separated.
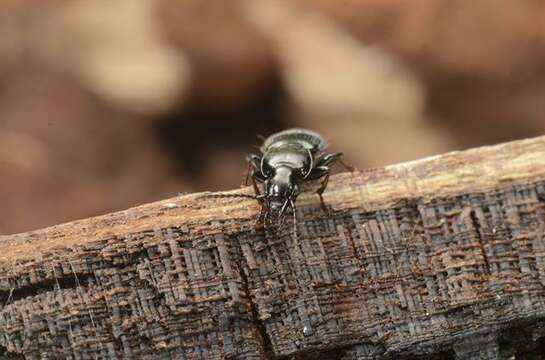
245 128 348 222
204 128 350 236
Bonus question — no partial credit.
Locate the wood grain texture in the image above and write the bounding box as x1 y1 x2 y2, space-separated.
2 136 545 359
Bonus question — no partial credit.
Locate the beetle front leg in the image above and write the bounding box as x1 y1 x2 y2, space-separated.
242 162 252 187
307 164 328 180
250 167 269 199
250 173 262 198
243 154 262 186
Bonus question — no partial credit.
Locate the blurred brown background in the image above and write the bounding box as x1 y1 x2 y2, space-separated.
1 0 545 234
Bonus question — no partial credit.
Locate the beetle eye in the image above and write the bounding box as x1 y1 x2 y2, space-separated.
261 160 273 176
262 165 272 177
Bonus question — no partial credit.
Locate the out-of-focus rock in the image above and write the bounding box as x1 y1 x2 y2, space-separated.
294 0 545 147
245 0 454 167
157 0 278 110
0 68 186 234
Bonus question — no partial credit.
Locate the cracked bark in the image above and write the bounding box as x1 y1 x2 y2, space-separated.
2 136 545 359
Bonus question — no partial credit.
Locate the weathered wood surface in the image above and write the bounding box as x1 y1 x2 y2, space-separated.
2 136 545 359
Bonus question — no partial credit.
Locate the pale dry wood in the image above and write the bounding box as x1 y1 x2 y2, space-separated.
2 136 545 359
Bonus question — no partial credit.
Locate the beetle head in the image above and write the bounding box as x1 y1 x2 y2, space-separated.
265 166 300 216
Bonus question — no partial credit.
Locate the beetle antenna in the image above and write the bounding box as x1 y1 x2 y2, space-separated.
280 199 290 216
202 193 258 200
290 199 298 244
265 207 278 236
278 199 291 228
263 204 271 229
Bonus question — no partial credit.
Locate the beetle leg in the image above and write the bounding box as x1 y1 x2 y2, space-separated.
317 152 342 166
317 152 355 172
307 166 329 180
338 158 355 172
316 172 330 206
247 153 261 168
290 199 298 243
250 174 263 198
244 153 268 197
243 154 262 186
242 162 252 186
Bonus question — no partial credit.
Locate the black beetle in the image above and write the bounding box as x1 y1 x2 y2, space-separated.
245 128 348 220
204 128 351 235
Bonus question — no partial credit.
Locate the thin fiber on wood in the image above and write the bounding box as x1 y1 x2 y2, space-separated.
2 136 545 359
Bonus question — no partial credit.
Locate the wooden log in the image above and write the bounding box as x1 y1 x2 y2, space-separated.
2 136 545 359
